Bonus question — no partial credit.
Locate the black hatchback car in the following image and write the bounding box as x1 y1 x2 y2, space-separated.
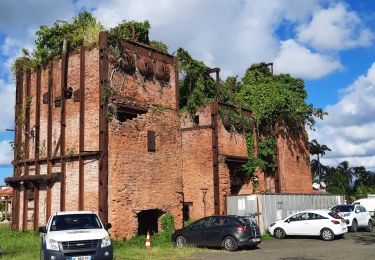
172 215 262 251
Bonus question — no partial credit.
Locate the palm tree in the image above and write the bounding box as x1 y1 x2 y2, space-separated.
337 161 354 185
309 139 331 181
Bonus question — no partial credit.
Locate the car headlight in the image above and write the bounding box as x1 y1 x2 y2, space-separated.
270 223 276 228
46 239 59 251
101 235 111 248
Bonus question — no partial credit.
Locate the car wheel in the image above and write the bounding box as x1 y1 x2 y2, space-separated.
350 219 358 232
274 228 286 239
222 236 238 252
175 236 187 248
366 220 373 232
321 228 334 241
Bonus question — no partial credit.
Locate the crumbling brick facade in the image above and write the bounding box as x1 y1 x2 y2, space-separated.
7 31 312 239
181 104 312 220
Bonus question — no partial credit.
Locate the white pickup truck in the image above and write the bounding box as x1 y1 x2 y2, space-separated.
39 211 113 260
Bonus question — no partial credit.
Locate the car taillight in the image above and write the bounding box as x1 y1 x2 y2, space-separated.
235 225 247 232
331 220 340 225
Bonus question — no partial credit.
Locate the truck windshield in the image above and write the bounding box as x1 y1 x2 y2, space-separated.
50 214 102 231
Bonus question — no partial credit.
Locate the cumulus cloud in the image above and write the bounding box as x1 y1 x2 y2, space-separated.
0 140 12 166
273 39 342 79
297 3 374 51
0 0 75 39
0 79 15 131
310 63 375 168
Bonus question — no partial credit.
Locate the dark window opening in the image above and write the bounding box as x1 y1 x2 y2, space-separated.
147 131 156 152
64 87 73 99
54 96 61 108
137 209 165 235
183 202 192 222
116 106 147 122
42 92 49 104
296 155 300 164
225 158 248 195
193 115 199 126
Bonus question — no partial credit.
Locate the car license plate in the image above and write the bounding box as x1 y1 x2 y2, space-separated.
251 238 261 242
71 257 91 260
342 228 347 231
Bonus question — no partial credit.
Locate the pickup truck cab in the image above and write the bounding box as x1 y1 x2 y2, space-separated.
39 211 113 260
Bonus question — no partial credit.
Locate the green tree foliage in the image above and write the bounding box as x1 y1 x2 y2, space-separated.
177 53 324 182
108 20 150 44
239 65 326 131
176 48 216 116
33 11 103 65
14 12 169 70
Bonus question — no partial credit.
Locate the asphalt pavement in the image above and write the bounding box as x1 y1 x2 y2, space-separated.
192 231 375 260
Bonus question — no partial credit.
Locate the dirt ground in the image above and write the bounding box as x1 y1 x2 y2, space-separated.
193 231 375 260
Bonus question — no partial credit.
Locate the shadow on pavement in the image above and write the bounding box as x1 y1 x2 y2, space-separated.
351 232 375 245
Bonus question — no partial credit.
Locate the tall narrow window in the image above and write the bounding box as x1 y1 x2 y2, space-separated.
147 131 156 152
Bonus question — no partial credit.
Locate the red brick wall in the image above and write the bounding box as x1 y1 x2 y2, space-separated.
108 110 183 239
277 127 312 193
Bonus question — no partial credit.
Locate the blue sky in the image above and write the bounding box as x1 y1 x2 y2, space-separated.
0 0 375 184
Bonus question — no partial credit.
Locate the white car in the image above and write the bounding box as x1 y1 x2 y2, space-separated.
331 204 373 232
353 198 375 217
39 211 113 260
268 210 347 241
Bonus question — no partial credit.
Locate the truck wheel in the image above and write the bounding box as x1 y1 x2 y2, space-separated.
366 220 373 232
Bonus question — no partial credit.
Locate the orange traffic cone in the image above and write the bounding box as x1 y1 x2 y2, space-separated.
145 231 151 249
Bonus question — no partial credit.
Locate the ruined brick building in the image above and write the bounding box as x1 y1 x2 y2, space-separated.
6 32 312 239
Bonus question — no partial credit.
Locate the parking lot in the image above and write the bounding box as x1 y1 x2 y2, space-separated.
194 231 375 260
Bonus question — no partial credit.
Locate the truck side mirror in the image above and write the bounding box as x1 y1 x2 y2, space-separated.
38 226 47 233
105 223 112 230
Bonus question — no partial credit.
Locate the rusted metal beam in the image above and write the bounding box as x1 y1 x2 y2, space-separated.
60 39 68 211
5 172 62 185
211 101 220 215
12 62 24 230
181 125 212 132
174 57 179 111
98 31 109 224
15 151 100 165
34 68 41 230
46 62 53 220
79 47 85 210
210 68 221 215
23 70 31 231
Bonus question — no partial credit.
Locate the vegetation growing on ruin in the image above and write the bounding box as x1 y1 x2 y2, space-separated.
177 51 326 185
13 11 168 72
12 12 324 187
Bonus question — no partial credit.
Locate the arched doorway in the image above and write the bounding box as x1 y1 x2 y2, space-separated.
137 209 165 235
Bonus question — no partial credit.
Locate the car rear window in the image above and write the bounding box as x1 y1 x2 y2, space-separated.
328 211 342 219
50 214 102 231
331 205 354 212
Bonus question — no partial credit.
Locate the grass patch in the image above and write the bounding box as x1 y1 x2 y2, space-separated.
113 231 213 260
0 224 40 260
261 231 275 241
0 224 212 260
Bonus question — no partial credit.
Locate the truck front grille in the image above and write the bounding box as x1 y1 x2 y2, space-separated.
62 239 99 250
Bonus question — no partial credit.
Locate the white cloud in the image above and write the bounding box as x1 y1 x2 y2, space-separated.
310 63 375 168
297 3 374 51
0 79 15 131
273 39 342 79
0 140 12 166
